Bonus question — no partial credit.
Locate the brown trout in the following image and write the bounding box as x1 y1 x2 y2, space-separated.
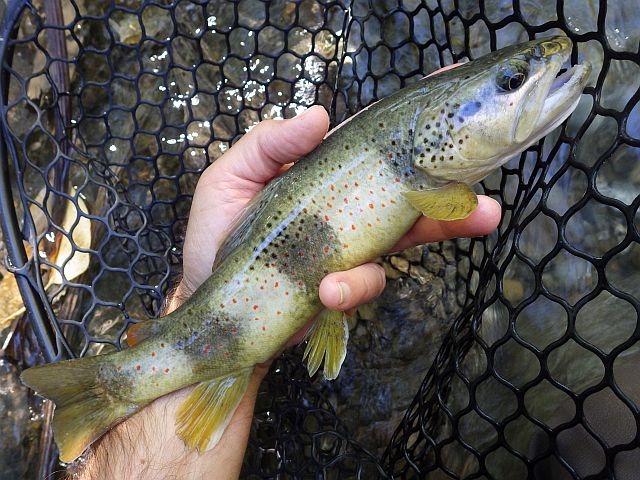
21 36 590 462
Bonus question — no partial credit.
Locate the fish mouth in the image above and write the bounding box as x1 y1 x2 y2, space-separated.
531 36 591 140
536 60 591 137
547 64 588 99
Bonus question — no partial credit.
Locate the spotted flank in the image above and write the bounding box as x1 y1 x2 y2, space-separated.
20 36 590 462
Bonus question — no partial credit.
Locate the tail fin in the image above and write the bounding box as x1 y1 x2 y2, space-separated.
20 356 138 463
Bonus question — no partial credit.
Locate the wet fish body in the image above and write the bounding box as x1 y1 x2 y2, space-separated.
20 37 590 462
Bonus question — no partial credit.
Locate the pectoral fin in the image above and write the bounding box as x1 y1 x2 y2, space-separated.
175 369 253 453
303 309 349 380
403 182 478 221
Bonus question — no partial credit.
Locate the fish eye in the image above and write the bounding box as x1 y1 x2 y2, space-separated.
496 59 530 92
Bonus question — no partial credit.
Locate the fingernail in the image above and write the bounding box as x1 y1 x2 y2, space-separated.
337 282 350 306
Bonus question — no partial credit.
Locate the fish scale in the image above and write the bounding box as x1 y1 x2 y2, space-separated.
19 36 591 462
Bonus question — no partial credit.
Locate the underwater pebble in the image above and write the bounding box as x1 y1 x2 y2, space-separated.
390 256 410 273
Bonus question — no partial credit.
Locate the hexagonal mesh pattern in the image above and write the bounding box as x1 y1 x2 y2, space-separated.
0 0 638 478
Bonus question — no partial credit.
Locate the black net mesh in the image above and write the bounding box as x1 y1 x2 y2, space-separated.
0 0 638 478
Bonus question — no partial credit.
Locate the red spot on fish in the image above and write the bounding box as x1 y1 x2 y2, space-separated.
395 178 401 182
275 282 279 287
369 190 374 194
232 298 237 303
381 187 386 192
390 199 396 204
324 245 330 253
231 327 238 333
369 203 374 209
343 243 349 248
253 305 259 310
298 251 304 257
330 185 335 191
367 222 372 227
151 351 156 357
165 368 170 373
285 291 289 296
276 310 281 315
354 181 359 187
152 367 156 372
298 281 303 287
344 198 348 204
382 203 386 208
136 365 141 371
369 175 374 180
324 215 329 221
262 325 267 331
220 303 225 308
351 225 356 230
303 208 308 213
260 285 264 290
203 344 211 353
327 202 333 208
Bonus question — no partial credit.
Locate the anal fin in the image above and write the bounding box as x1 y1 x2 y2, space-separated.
303 309 349 380
403 182 478 220
175 369 253 453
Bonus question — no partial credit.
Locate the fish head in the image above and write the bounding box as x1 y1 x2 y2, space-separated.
413 36 591 184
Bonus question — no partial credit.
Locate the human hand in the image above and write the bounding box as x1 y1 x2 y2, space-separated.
80 103 500 480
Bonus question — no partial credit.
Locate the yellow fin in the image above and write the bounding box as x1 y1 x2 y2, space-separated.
403 182 478 221
175 369 252 453
303 310 349 380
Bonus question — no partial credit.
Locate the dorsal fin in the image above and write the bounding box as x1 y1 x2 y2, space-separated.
211 176 284 272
